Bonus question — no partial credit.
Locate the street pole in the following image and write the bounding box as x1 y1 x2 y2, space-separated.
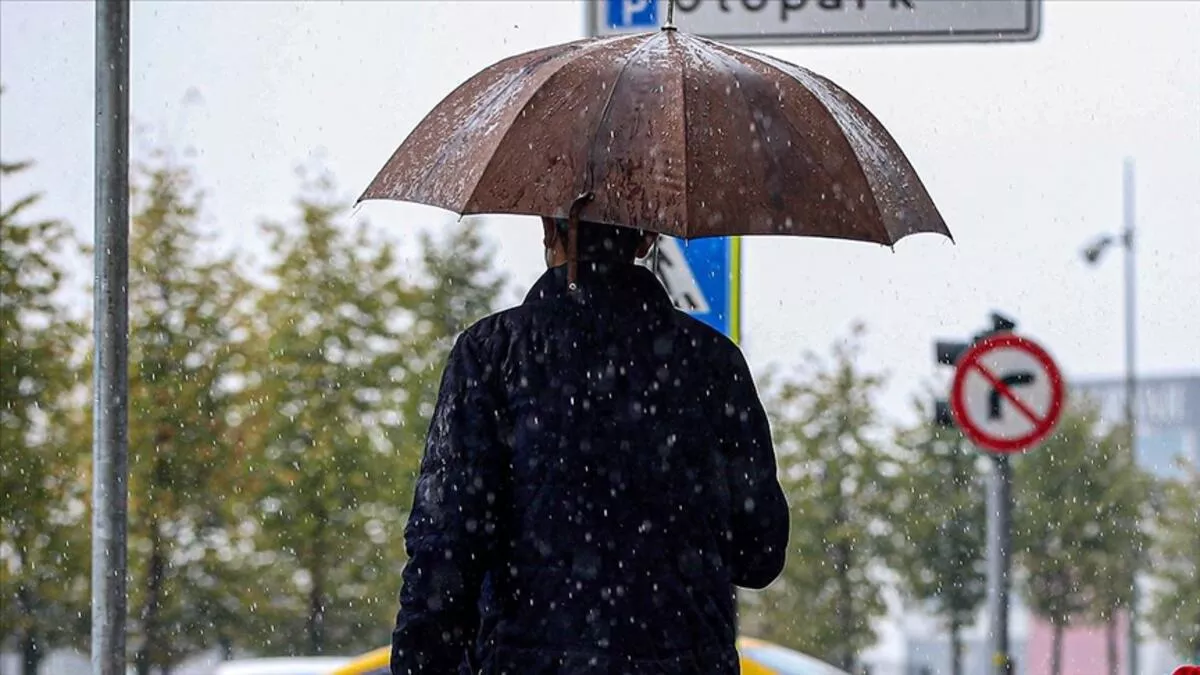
1122 157 1139 675
92 3 130 675
987 454 1014 675
936 314 1024 675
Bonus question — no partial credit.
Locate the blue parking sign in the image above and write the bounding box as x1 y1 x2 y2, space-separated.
647 236 742 344
678 237 741 343
607 0 658 29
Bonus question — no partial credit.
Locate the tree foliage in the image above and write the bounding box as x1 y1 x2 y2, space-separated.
230 173 508 657
890 404 987 675
1013 407 1146 675
0 152 89 675
120 149 254 674
1078 419 1151 675
236 167 414 655
395 220 506 454
740 325 893 673
1148 465 1200 663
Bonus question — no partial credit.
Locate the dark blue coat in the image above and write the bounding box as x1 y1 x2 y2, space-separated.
392 262 788 675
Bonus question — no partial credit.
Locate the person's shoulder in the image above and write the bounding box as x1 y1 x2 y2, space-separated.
671 309 739 350
667 308 748 370
456 304 535 355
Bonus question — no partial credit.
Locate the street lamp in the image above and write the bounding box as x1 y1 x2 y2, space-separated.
1082 234 1113 264
1080 157 1139 675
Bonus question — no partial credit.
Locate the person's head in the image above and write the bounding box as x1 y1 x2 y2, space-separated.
541 217 657 268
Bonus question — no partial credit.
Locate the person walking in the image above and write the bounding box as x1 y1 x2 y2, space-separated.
391 219 789 675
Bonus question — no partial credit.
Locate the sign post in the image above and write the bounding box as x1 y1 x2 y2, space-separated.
985 452 1014 675
948 331 1065 675
93 3 130 675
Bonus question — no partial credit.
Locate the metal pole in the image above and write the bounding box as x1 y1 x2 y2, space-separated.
92 3 130 675
1122 157 1139 675
987 454 1013 675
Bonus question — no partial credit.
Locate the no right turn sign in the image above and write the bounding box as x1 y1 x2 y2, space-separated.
950 333 1065 454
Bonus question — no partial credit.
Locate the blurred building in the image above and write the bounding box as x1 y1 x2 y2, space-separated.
1072 373 1200 479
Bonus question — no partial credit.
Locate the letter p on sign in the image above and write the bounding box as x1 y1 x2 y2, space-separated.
608 0 657 28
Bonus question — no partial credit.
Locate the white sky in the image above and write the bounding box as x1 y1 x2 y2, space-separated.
2 0 1198 425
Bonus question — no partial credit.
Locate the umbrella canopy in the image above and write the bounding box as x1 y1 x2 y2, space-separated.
360 27 950 247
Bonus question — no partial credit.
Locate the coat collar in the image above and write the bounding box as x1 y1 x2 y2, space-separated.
522 262 676 314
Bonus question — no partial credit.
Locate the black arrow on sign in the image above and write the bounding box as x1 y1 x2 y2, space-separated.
989 372 1035 420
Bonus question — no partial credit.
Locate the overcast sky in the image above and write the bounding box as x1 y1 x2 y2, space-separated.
2 0 1197 424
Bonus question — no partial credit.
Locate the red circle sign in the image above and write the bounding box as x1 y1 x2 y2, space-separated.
950 333 1065 454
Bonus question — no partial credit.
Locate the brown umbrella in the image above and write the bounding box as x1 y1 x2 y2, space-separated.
359 16 951 283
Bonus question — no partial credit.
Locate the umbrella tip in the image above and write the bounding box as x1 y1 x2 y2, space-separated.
663 0 677 30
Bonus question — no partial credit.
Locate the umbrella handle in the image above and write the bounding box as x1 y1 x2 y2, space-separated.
567 191 594 290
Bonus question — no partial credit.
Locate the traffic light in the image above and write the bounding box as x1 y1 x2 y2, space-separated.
932 311 1018 428
934 399 955 428
935 339 970 366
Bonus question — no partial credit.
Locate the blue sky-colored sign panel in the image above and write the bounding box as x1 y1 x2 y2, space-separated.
650 236 741 343
606 0 657 29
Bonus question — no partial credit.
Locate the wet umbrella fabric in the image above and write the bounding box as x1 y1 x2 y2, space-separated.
359 28 951 247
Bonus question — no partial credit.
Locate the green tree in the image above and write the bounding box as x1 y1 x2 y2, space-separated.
1148 465 1200 664
890 403 987 675
396 219 506 452
1076 421 1150 675
240 167 421 655
0 151 90 675
1013 409 1131 675
740 325 893 672
121 148 254 675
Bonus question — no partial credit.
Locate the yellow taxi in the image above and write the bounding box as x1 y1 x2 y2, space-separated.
330 637 849 675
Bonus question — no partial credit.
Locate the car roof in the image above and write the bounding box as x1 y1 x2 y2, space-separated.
329 640 849 675
328 648 388 675
737 638 851 675
214 657 352 675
